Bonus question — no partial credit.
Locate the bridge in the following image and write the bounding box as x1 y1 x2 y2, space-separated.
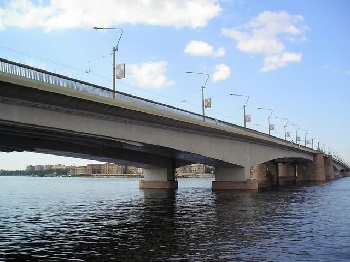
0 58 349 189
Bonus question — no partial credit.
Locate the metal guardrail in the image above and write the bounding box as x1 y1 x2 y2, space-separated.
0 58 349 168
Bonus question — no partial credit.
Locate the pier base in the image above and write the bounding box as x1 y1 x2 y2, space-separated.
250 162 278 188
298 153 326 182
340 171 350 177
334 171 341 178
324 156 335 180
139 167 178 189
278 163 297 186
212 166 258 190
212 179 258 190
139 180 178 189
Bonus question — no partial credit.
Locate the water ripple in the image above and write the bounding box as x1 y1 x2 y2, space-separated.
1 177 350 261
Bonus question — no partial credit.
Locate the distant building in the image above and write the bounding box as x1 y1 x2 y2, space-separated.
27 164 71 171
35 165 44 171
108 164 126 174
26 165 35 172
177 164 206 174
44 165 53 170
68 166 87 176
52 164 67 170
86 163 131 176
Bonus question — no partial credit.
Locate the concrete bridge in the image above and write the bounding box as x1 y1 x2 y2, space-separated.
0 58 349 189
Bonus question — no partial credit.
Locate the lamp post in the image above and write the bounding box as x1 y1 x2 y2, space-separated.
300 129 308 147
315 138 321 151
186 71 210 121
230 93 249 128
93 26 123 99
276 117 289 140
257 107 273 135
291 124 300 144
310 134 316 150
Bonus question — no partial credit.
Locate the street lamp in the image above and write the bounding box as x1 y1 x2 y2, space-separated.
93 26 123 99
257 107 273 135
314 137 321 151
291 124 300 145
276 117 289 140
186 71 210 121
300 129 308 147
309 134 316 149
230 93 249 128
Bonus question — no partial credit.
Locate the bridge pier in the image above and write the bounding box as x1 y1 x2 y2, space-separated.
334 170 341 178
139 167 178 189
324 156 335 180
278 163 297 186
340 170 350 177
297 153 326 182
250 161 296 188
250 162 278 188
212 167 258 190
250 163 269 188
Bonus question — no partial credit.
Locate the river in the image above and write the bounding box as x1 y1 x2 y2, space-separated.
1 176 350 261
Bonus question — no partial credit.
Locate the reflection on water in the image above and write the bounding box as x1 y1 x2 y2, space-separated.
0 177 350 261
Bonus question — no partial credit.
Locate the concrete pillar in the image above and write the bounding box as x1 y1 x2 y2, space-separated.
278 163 297 186
266 161 278 187
334 170 341 178
139 167 178 189
324 156 335 180
298 153 325 182
250 163 269 188
212 166 258 190
296 162 308 181
250 161 281 188
341 171 350 177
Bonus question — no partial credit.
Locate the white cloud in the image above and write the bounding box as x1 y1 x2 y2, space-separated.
222 11 308 72
0 0 222 31
128 61 175 89
261 52 302 72
212 64 231 81
184 40 225 57
0 0 53 30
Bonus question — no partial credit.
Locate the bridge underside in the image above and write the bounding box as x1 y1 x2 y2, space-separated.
0 120 234 169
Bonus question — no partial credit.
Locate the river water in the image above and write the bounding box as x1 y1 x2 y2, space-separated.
0 176 350 261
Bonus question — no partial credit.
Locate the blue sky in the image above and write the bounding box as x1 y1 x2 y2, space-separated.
1 0 349 170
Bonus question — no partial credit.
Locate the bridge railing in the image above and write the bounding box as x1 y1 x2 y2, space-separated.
0 58 113 98
0 58 244 131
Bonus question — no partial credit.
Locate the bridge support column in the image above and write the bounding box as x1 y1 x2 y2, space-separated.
298 153 326 182
139 167 178 189
324 156 335 180
250 161 279 188
334 170 341 178
340 170 350 177
251 163 269 188
278 163 297 186
212 167 258 190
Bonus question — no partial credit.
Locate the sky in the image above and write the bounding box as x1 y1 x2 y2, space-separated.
0 0 349 170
